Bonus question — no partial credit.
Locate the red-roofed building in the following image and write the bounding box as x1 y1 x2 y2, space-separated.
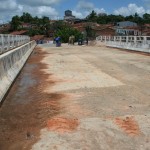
30 35 45 41
10 30 28 35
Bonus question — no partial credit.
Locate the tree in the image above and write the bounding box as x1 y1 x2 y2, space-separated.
86 10 97 22
10 15 21 31
51 20 66 31
125 15 134 21
85 26 95 38
40 16 50 36
55 26 82 43
20 12 33 23
143 13 150 23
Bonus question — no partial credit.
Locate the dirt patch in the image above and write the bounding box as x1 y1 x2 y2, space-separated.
115 116 141 136
47 117 79 133
0 46 66 150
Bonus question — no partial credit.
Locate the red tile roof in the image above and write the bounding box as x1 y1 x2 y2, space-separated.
10 30 27 35
31 35 45 41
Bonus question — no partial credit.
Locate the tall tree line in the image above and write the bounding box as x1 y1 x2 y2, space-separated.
86 10 150 24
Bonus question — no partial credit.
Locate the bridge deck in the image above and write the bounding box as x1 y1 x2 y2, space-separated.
0 44 150 150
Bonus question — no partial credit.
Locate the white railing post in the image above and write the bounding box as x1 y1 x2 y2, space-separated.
126 36 128 43
143 36 147 44
134 36 136 43
1 35 4 54
0 34 32 55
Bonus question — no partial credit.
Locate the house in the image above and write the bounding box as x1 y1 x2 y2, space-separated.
115 21 137 27
64 10 76 22
142 30 150 36
0 23 10 33
114 21 141 36
141 24 150 35
116 27 141 36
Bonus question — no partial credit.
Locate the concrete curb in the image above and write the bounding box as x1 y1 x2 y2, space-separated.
0 41 36 103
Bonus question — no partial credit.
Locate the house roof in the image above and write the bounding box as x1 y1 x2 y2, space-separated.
117 21 136 24
31 35 45 41
122 26 140 30
10 30 27 35
144 24 150 27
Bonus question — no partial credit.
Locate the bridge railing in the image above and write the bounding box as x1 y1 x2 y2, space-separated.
0 40 36 103
96 36 150 53
0 34 30 55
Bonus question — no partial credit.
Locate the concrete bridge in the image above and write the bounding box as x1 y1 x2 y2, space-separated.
0 34 150 150
96 35 150 53
0 34 36 103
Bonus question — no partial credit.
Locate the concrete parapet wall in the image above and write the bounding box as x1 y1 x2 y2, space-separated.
0 41 36 103
96 36 150 53
106 41 150 53
0 34 30 55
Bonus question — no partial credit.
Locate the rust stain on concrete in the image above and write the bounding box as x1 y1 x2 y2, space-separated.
47 117 79 133
0 46 67 150
115 116 141 136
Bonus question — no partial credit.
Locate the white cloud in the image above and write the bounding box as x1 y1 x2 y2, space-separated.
36 6 58 17
0 0 19 11
17 0 62 6
17 5 59 18
0 0 60 22
0 0 22 22
72 11 84 18
73 0 106 18
94 8 106 14
114 3 150 16
77 1 94 11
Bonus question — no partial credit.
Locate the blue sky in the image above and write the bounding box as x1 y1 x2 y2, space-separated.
60 0 144 13
58 0 149 17
59 0 150 19
0 0 150 23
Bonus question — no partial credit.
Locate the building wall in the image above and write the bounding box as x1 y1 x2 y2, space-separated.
116 28 141 36
117 21 137 27
65 10 72 16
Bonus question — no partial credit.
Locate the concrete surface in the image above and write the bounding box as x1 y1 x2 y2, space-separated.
0 41 36 103
0 43 150 150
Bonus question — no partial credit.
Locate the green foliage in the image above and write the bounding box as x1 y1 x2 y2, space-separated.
9 11 150 39
85 26 95 38
11 15 21 31
51 20 65 30
27 29 41 36
10 12 51 36
39 16 51 36
20 12 32 23
86 10 97 22
10 13 83 39
55 26 82 43
86 10 150 25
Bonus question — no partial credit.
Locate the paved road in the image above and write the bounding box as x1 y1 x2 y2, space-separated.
0 44 150 150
